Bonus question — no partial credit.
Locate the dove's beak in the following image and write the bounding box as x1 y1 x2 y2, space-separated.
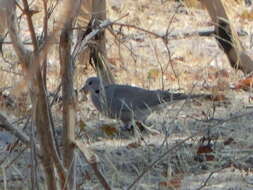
80 85 89 94
79 85 89 101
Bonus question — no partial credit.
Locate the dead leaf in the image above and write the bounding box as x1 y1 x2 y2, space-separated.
79 119 87 131
147 68 160 80
216 80 230 91
214 69 229 78
100 124 118 136
127 142 141 149
10 79 28 97
108 57 120 66
211 94 227 102
233 74 253 90
83 170 91 181
165 72 177 81
197 145 213 154
205 155 215 161
240 9 253 21
224 137 235 145
159 177 182 189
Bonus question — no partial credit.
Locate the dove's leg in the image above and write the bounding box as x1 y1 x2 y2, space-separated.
135 121 146 132
121 121 134 131
121 121 146 132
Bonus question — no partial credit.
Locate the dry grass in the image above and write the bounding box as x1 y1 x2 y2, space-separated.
1 0 253 189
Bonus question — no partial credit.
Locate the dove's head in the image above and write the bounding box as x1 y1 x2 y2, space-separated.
80 77 101 95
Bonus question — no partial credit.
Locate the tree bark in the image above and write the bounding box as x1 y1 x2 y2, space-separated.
90 0 115 84
59 20 77 190
200 0 253 74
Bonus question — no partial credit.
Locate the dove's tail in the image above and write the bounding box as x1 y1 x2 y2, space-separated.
163 92 213 102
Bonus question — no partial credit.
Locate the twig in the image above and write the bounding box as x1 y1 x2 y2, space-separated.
112 22 163 39
112 24 247 41
30 109 39 190
22 0 38 50
0 177 24 183
163 5 180 88
75 140 111 190
2 166 7 190
0 113 30 146
72 13 129 60
49 82 62 107
89 161 111 190
0 67 23 76
42 0 48 89
5 147 27 169
196 171 216 190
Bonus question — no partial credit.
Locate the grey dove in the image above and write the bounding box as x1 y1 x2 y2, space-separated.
81 77 210 129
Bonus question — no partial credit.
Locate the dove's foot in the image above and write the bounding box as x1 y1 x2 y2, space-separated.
121 121 146 133
135 121 147 132
121 124 134 132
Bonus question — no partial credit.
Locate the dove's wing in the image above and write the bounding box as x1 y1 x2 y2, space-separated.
106 85 159 108
107 85 194 110
103 85 154 122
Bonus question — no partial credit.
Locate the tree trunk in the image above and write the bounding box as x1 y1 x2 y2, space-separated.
59 20 76 189
200 0 253 74
90 0 115 84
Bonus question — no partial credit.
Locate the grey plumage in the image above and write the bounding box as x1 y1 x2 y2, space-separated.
81 77 210 127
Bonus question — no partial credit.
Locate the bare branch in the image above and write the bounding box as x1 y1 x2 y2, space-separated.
5 0 30 65
75 140 111 190
60 15 77 189
0 113 30 146
22 0 38 50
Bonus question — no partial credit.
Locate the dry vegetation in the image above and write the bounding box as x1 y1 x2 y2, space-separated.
1 0 253 189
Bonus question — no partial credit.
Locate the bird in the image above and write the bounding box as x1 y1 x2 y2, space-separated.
80 77 211 130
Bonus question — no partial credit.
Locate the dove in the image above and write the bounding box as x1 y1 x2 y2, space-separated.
81 77 210 129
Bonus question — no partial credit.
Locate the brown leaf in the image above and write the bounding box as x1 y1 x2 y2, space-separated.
205 155 215 161
10 79 28 98
83 170 91 181
224 137 235 145
240 10 253 21
108 57 120 66
127 142 141 149
147 68 160 80
233 75 253 90
214 69 229 78
216 80 230 91
100 124 118 136
211 94 227 102
79 119 87 131
197 145 213 154
159 177 182 189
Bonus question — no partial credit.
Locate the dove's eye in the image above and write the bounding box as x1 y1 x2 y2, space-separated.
95 89 99 94
88 81 92 85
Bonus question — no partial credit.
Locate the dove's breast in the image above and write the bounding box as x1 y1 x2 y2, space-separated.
90 89 121 120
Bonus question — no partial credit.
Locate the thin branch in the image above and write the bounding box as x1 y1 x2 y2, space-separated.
0 113 30 146
5 147 27 169
6 0 30 65
72 13 129 59
112 22 163 39
21 0 38 50
75 140 111 190
0 67 23 76
196 171 216 190
42 0 48 88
